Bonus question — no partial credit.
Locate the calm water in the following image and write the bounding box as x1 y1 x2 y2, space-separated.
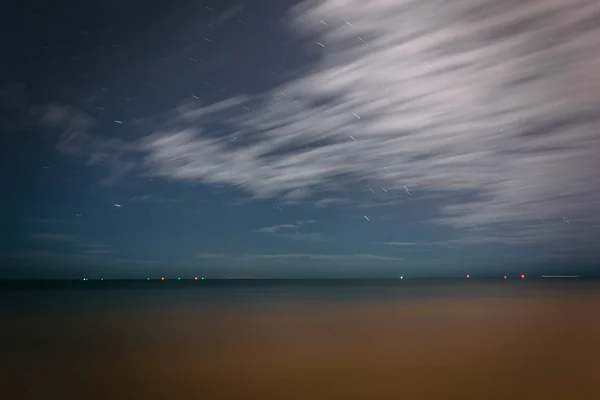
2 279 599 399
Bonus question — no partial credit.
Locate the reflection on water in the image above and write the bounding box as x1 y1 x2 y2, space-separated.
2 281 599 399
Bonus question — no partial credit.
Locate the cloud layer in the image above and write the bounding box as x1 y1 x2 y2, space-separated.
45 0 600 248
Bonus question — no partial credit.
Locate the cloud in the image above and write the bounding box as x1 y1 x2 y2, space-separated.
256 219 316 233
128 195 152 203
47 0 600 248
312 197 350 208
193 252 405 278
210 5 245 28
41 103 141 186
255 219 325 240
195 253 231 259
256 223 299 233
279 232 329 242
196 252 402 262
384 242 437 247
128 195 187 204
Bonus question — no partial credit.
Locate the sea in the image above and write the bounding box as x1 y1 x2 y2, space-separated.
1 278 599 400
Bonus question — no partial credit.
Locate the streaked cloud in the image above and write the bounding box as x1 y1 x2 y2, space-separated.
210 5 245 28
196 252 402 262
312 197 350 208
256 223 299 233
128 195 187 204
256 219 325 241
384 242 437 247
296 219 315 225
44 0 600 249
279 232 329 242
193 252 406 278
256 219 316 233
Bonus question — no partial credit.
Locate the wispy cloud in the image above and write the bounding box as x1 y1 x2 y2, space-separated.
44 0 600 248
255 219 325 240
41 103 140 186
128 195 187 204
193 252 405 278
210 5 245 28
279 232 329 242
195 253 231 259
296 219 315 226
256 223 299 233
384 242 437 247
256 219 316 233
196 252 402 262
312 198 350 208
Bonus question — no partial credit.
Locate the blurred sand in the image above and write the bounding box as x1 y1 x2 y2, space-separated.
3 293 600 399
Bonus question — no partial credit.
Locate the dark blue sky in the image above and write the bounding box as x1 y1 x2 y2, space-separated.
2 0 600 278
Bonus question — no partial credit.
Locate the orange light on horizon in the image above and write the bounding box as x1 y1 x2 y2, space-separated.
504 275 507 279
161 277 165 281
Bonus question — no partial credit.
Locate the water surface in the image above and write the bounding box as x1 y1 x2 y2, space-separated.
2 279 599 399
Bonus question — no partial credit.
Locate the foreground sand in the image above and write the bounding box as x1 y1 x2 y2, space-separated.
3 292 600 399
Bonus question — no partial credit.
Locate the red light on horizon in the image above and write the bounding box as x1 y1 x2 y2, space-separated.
521 274 525 279
504 275 507 279
194 277 198 280
466 274 470 278
161 277 165 281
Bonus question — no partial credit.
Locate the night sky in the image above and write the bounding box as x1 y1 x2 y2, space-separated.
2 0 600 279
